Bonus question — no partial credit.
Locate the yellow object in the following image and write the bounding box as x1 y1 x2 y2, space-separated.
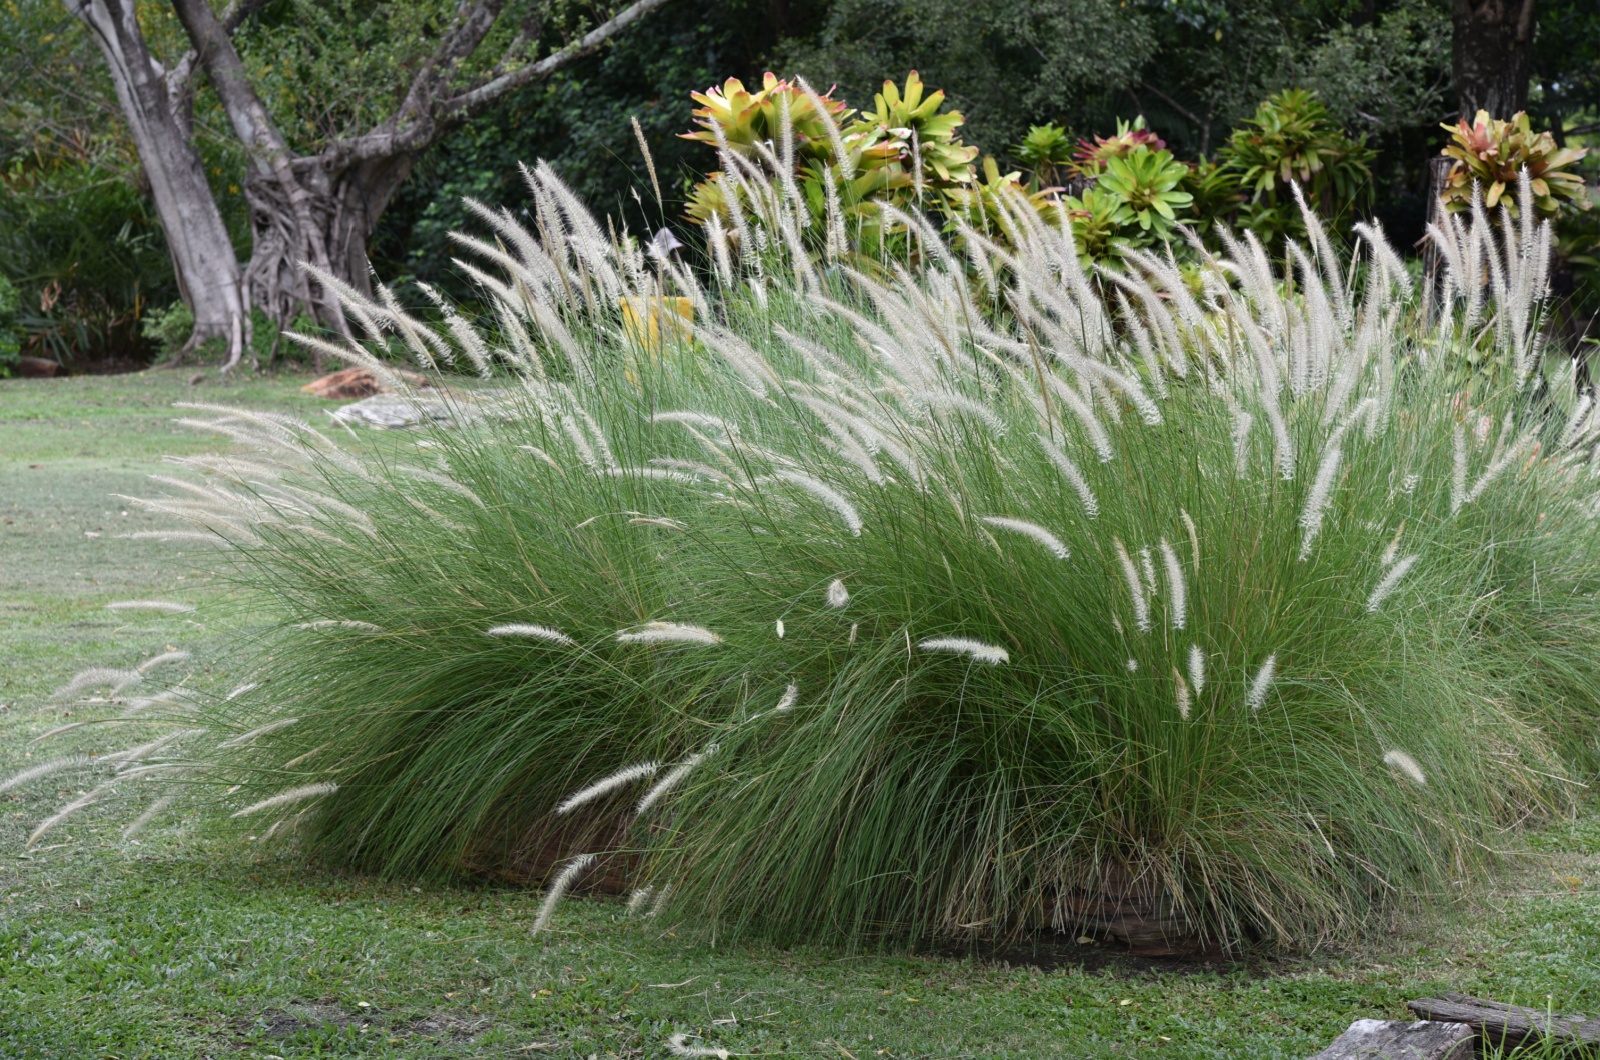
620 296 694 352
619 296 695 386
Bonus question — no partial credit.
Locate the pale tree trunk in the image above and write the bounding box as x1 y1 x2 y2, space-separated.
170 0 353 367
67 0 246 367
1453 0 1537 119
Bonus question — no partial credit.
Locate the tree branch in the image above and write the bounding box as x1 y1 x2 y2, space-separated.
169 0 350 337
390 0 507 130
327 0 675 166
444 0 674 114
168 0 271 106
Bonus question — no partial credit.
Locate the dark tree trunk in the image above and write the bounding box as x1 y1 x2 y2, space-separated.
1452 0 1537 118
328 156 415 299
240 153 413 335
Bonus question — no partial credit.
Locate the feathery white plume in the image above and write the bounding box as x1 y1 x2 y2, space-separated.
767 470 863 536
1180 509 1200 572
1380 521 1406 567
224 682 258 701
627 885 654 913
297 619 382 631
600 466 704 485
981 516 1070 560
1160 538 1186 629
774 683 799 713
216 718 300 749
28 784 110 847
1231 411 1254 479
919 389 1009 437
487 624 578 647
1246 654 1278 713
1187 644 1206 696
1451 426 1468 514
1298 444 1343 560
917 637 1010 665
231 781 338 818
556 761 660 815
0 755 91 794
1113 538 1151 633
630 516 689 530
123 795 176 840
1036 434 1099 518
120 530 221 545
532 852 596 934
651 408 734 445
1367 554 1420 613
825 578 850 609
1382 749 1427 786
637 747 716 814
775 619 785 638
104 731 192 767
30 721 85 743
136 650 190 674
54 668 141 700
666 1033 731 1059
616 622 724 646
1174 669 1191 720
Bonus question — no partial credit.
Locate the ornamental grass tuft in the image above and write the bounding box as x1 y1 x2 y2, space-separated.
17 150 1600 952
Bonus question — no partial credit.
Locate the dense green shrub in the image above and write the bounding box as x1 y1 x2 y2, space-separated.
23 150 1600 954
0 133 181 367
1215 88 1375 247
0 275 20 376
140 302 197 359
681 74 1397 265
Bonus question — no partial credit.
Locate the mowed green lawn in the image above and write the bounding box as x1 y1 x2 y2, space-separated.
2 369 1598 1059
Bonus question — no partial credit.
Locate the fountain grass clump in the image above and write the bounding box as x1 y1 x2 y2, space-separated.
23 162 1600 952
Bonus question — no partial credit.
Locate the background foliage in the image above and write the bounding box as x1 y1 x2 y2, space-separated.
1 0 1598 367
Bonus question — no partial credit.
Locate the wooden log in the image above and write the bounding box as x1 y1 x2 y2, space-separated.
16 356 61 378
1407 993 1600 1052
1306 1019 1473 1060
301 366 433 400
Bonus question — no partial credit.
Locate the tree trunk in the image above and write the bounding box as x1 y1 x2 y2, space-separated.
164 0 675 368
239 154 413 332
68 0 246 366
326 155 415 299
1452 0 1537 119
1409 994 1600 1052
170 0 353 362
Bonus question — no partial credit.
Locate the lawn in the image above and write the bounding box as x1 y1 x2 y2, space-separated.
2 368 1598 1059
